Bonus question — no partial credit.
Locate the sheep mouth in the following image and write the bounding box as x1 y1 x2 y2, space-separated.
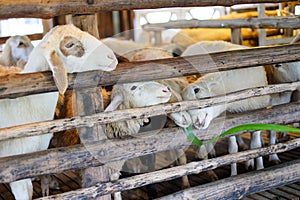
156 96 170 99
194 113 208 129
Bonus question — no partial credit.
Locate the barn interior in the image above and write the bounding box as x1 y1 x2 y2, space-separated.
0 1 300 200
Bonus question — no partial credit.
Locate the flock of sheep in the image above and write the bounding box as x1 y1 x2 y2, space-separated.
0 23 299 200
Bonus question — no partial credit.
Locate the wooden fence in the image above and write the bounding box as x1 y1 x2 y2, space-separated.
0 0 300 199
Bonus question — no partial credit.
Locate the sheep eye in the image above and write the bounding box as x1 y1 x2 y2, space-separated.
65 42 75 48
274 64 282 68
18 41 24 47
194 88 200 94
131 86 137 90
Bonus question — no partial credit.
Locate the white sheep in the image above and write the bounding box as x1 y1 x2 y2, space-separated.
181 41 274 176
0 24 118 200
264 35 300 163
102 37 147 61
129 48 192 188
105 81 171 200
0 35 34 69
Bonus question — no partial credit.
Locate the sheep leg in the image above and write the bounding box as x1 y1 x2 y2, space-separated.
176 149 190 189
109 171 122 200
205 142 216 158
235 135 248 151
40 175 50 197
268 130 281 165
10 179 33 200
228 136 238 176
197 145 218 181
197 145 208 160
251 131 264 170
140 154 157 199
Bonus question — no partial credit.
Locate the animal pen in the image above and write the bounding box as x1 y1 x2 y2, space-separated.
0 0 300 199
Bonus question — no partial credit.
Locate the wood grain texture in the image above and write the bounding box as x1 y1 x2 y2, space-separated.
2 44 300 99
142 17 300 30
1 81 300 141
157 159 300 200
0 102 299 183
37 143 300 199
0 0 291 19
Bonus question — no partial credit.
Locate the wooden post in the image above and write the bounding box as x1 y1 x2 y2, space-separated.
42 19 52 36
72 14 100 38
72 14 111 200
97 12 114 38
257 4 267 46
231 28 243 45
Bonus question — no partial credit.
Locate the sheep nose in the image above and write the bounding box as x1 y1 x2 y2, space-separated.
162 87 171 93
107 54 116 60
162 89 169 93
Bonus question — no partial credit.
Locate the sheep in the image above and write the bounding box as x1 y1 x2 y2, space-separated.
181 41 275 176
0 35 34 69
102 37 147 61
263 35 300 163
129 48 193 187
171 10 279 49
0 24 118 200
104 81 172 200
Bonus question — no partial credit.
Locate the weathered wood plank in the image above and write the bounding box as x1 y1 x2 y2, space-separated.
0 102 299 183
0 0 291 19
2 44 300 99
0 33 43 44
156 159 300 200
36 146 300 199
1 81 300 141
143 17 300 30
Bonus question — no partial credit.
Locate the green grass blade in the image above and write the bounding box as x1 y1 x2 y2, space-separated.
184 123 300 147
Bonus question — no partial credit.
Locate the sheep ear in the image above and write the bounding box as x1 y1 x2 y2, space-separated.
104 94 124 112
47 50 68 94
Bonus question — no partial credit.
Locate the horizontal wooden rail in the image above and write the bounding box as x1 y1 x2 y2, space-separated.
0 33 43 44
1 44 300 99
143 17 300 31
158 158 300 200
0 102 299 183
38 141 300 199
1 81 300 141
0 0 292 19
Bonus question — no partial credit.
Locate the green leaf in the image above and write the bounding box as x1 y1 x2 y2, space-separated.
184 123 300 147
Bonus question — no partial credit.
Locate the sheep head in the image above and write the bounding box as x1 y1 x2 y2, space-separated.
24 24 118 94
105 81 171 112
272 63 298 83
1 35 34 67
181 80 221 129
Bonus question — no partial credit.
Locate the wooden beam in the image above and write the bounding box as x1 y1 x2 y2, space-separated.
0 0 292 19
0 33 43 44
157 159 300 200
1 81 300 141
142 17 300 30
2 44 300 99
0 102 299 183
33 145 300 199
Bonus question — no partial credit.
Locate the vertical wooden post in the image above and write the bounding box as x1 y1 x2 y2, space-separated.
72 14 100 38
97 12 114 38
257 4 267 46
230 28 243 45
72 14 111 200
42 19 53 36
